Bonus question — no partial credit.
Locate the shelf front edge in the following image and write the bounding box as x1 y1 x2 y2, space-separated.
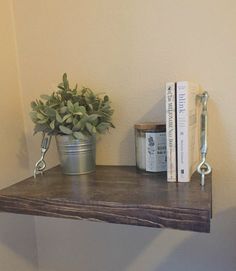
0 194 210 233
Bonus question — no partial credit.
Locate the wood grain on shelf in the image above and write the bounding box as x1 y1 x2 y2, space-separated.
0 166 212 232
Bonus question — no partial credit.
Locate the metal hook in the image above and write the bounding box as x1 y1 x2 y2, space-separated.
197 158 211 186
33 133 51 178
196 91 211 186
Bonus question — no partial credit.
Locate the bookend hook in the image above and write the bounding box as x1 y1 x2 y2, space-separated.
196 91 211 186
33 133 51 178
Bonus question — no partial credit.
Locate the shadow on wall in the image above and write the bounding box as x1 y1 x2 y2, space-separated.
0 213 38 270
125 207 236 271
208 100 235 182
16 132 30 173
119 94 165 165
34 207 236 271
34 216 162 271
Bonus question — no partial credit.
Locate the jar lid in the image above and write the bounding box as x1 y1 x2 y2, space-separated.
134 122 166 131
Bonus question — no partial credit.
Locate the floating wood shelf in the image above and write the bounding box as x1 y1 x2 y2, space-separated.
0 166 212 233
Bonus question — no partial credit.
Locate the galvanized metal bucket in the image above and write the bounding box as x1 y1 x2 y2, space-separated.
55 135 96 175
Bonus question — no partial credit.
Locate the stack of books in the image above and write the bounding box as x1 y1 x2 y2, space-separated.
165 81 201 182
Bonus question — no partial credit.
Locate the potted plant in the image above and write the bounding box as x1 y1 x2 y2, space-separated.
30 73 114 175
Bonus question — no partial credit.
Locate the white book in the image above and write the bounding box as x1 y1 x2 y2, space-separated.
176 81 200 182
166 82 177 182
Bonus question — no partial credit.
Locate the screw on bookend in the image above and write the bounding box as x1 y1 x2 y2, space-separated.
196 91 212 186
33 132 51 178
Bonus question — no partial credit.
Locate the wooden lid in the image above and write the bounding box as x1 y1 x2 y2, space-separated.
134 122 166 131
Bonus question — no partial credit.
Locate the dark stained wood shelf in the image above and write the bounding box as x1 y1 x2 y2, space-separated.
0 166 212 233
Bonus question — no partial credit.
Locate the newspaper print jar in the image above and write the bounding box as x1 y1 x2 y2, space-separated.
135 123 167 172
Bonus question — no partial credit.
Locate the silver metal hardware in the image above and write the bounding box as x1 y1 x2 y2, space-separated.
33 133 52 178
197 91 211 186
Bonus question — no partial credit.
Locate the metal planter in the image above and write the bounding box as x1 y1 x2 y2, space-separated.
55 135 96 175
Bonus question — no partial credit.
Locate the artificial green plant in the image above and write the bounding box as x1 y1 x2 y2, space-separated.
30 73 114 139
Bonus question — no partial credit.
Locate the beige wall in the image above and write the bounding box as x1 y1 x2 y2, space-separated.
0 0 30 187
8 0 236 270
0 1 37 270
12 0 236 179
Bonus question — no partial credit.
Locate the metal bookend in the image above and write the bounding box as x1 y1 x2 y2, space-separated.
196 91 211 186
33 133 52 179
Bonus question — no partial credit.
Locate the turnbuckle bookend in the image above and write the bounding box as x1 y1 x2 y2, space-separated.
196 91 211 186
33 133 51 178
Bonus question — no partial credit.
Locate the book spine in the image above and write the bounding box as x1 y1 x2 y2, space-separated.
166 82 176 182
176 82 189 182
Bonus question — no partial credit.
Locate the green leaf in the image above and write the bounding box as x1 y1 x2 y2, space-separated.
79 106 86 114
45 108 56 118
37 118 48 124
29 111 37 121
59 125 72 135
34 123 50 134
88 114 99 123
92 126 96 133
67 100 74 113
49 102 60 108
37 113 46 120
73 111 83 116
56 112 63 123
73 118 79 126
73 120 83 130
66 116 73 123
86 123 96 134
73 131 87 140
74 102 79 108
62 114 72 122
96 122 110 133
73 84 78 92
63 73 69 90
31 101 37 109
102 102 110 110
104 95 109 102
40 94 51 101
39 109 46 115
60 106 67 114
58 83 65 91
50 120 55 129
79 115 88 129
73 103 81 113
73 105 86 116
